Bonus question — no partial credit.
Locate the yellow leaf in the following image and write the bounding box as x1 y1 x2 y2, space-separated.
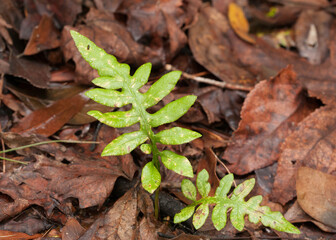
228 3 255 44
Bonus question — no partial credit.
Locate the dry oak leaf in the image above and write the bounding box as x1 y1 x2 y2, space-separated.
224 66 317 175
272 105 336 205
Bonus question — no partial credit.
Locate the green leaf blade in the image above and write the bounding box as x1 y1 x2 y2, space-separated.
181 179 197 201
143 71 181 108
150 95 197 127
87 109 140 128
131 62 151 90
155 127 201 145
70 30 130 77
215 173 234 197
259 206 301 234
141 161 161 194
174 205 196 224
212 203 229 231
85 89 132 108
196 169 211 198
92 76 123 90
230 207 245 231
160 150 193 178
193 203 209 229
231 178 255 201
102 131 148 156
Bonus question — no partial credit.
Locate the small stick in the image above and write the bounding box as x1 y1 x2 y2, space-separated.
165 64 254 91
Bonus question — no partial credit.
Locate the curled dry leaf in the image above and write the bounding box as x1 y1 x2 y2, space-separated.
272 105 336 205
296 167 336 229
224 66 317 175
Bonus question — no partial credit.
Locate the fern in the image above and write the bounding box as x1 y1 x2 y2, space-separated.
70 31 201 194
174 169 300 234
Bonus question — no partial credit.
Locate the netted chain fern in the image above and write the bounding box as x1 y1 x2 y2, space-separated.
174 169 300 234
70 30 201 194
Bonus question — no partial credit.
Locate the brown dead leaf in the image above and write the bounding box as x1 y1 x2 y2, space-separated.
285 201 336 233
23 15 61 56
0 230 41 240
228 17 336 105
11 93 88 137
0 150 130 221
296 167 336 229
228 3 255 44
188 5 255 87
8 53 50 89
94 186 165 240
224 66 317 175
62 217 86 240
272 105 336 205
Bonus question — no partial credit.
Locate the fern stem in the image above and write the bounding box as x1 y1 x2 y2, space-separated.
150 136 161 219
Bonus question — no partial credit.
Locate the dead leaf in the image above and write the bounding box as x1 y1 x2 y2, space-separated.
285 201 336 233
228 3 255 44
188 4 255 87
32 0 81 27
296 167 336 229
62 217 86 240
11 93 88 137
94 186 165 240
224 66 317 175
272 105 336 205
23 15 61 56
8 53 51 89
0 230 41 240
0 151 130 221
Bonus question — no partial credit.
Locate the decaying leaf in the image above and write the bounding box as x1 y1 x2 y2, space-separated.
296 167 336 229
272 105 336 205
188 5 255 87
224 66 317 175
23 15 61 56
228 3 255 44
11 93 88 137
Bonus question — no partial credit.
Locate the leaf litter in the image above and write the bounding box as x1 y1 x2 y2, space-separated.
0 0 336 238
